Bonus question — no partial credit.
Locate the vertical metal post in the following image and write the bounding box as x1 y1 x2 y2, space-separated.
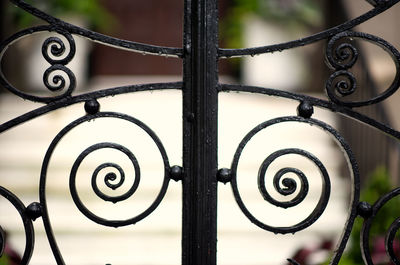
182 0 219 264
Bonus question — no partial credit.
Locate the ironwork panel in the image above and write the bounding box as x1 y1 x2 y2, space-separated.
1 0 400 264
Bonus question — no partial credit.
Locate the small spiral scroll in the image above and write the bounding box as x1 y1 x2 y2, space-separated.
258 148 329 210
70 142 140 205
0 26 77 103
326 70 357 97
325 31 400 107
41 31 76 98
43 64 76 94
326 33 359 70
41 34 76 65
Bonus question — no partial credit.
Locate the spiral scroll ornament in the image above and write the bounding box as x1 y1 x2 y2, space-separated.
258 148 329 210
40 112 170 229
325 31 400 107
0 26 77 103
38 111 171 263
70 142 141 207
230 116 358 235
41 32 76 99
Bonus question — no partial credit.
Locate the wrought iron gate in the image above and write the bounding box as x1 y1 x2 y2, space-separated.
1 0 400 264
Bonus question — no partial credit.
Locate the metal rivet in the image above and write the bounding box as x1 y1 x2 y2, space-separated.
26 202 42 221
186 113 195 122
217 168 231 184
84 99 100 115
170 165 183 181
297 101 314 119
357 201 373 218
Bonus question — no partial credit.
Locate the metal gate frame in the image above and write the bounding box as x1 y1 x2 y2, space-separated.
1 0 400 264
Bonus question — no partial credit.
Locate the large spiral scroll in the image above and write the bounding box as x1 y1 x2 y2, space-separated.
230 116 359 236
39 111 171 264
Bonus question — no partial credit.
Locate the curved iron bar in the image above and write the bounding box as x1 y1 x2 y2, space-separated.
0 187 35 265
0 81 182 134
229 116 359 264
386 218 400 264
7 0 183 57
0 16 182 103
218 83 400 141
218 0 400 58
325 31 400 108
39 111 171 264
361 188 400 265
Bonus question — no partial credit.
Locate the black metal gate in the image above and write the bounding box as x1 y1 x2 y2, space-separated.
1 0 400 264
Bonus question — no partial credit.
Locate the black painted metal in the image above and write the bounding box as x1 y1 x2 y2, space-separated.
1 0 400 264
182 0 218 264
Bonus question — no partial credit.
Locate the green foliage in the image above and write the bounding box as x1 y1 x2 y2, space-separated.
337 167 400 264
7 0 115 31
221 0 322 48
0 254 10 265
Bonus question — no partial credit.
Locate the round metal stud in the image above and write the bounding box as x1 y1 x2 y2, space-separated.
357 201 373 218
217 168 232 184
170 165 183 181
297 101 314 119
84 99 100 115
26 202 42 221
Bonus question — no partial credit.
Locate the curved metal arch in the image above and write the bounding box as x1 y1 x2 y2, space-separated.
0 82 182 134
218 83 400 141
218 0 400 58
7 0 183 57
0 187 35 265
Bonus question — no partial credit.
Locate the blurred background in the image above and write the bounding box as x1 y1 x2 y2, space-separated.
0 0 400 264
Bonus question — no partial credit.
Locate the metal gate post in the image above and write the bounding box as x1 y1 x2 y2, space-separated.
182 0 219 264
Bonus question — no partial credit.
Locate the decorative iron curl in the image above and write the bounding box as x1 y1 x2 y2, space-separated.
218 0 400 58
325 31 400 107
8 0 182 57
258 148 330 210
230 116 359 238
70 142 141 206
0 26 76 103
326 70 357 97
41 32 76 65
386 218 400 264
43 64 76 94
326 34 359 70
39 112 171 264
0 187 35 265
361 188 400 265
41 31 76 98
